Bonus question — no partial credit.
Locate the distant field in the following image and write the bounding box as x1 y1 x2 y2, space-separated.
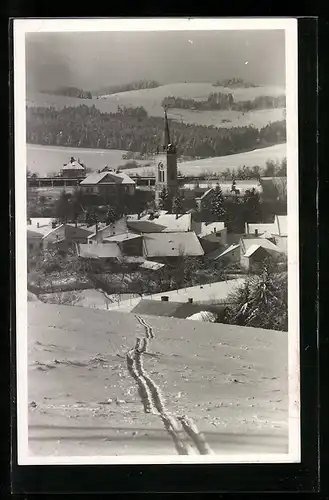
26 143 286 178
125 143 287 177
27 82 285 129
26 144 150 176
28 302 288 458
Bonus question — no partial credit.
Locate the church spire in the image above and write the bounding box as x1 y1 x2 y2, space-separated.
163 107 171 148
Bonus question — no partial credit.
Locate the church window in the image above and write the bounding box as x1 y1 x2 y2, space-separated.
158 162 165 183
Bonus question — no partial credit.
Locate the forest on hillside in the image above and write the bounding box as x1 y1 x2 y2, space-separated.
26 105 286 159
162 93 286 112
95 80 161 96
213 78 259 88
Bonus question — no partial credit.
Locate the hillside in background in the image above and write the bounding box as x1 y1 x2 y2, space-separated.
27 82 285 129
28 302 288 457
94 79 161 96
213 77 259 88
26 143 286 177
40 86 92 99
26 103 286 160
125 143 287 177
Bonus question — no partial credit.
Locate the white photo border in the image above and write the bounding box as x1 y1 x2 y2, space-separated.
14 17 300 466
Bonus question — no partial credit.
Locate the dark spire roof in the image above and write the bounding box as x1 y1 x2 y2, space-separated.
163 107 171 148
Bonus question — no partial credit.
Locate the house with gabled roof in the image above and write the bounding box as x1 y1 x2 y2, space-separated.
42 223 94 252
244 214 288 254
87 217 129 243
239 237 283 271
79 170 135 200
61 157 86 178
77 242 122 261
244 222 277 241
126 219 166 234
143 232 204 260
209 243 241 264
197 221 227 249
140 213 192 232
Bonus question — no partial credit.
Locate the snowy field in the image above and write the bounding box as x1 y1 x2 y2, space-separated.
126 143 287 177
26 143 286 178
26 144 150 176
27 82 285 129
27 302 288 459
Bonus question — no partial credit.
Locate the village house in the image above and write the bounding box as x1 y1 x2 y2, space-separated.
244 214 288 254
42 223 94 252
102 232 144 257
139 213 192 232
26 218 55 253
60 157 86 178
87 217 130 243
79 170 135 201
142 231 204 261
239 237 283 272
196 221 228 252
211 243 241 264
77 241 123 262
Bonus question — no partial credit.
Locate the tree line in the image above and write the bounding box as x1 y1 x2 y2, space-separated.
162 93 286 112
213 77 259 88
41 86 92 99
215 158 287 181
26 104 286 159
95 79 161 96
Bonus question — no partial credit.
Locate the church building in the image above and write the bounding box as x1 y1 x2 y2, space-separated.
154 109 178 208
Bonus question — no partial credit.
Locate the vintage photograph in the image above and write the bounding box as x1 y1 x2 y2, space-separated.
14 18 299 464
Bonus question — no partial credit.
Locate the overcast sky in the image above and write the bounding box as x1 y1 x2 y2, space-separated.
26 30 285 92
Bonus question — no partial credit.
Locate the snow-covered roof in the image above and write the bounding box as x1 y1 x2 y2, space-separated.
143 232 204 257
80 171 135 185
199 221 225 237
241 237 282 256
143 213 192 232
62 159 85 170
216 244 241 259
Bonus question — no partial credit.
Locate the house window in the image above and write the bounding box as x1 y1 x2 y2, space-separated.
215 232 221 237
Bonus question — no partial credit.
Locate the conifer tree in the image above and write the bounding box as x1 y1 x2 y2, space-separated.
210 184 226 219
159 188 171 212
172 194 184 217
105 205 118 226
243 187 261 222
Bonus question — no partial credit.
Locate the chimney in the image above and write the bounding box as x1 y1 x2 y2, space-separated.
161 296 169 302
37 222 40 228
255 228 258 237
188 298 193 304
51 221 56 229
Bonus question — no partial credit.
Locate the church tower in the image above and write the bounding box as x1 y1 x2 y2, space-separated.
155 109 178 208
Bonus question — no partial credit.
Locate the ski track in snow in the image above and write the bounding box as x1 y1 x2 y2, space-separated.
126 315 214 455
